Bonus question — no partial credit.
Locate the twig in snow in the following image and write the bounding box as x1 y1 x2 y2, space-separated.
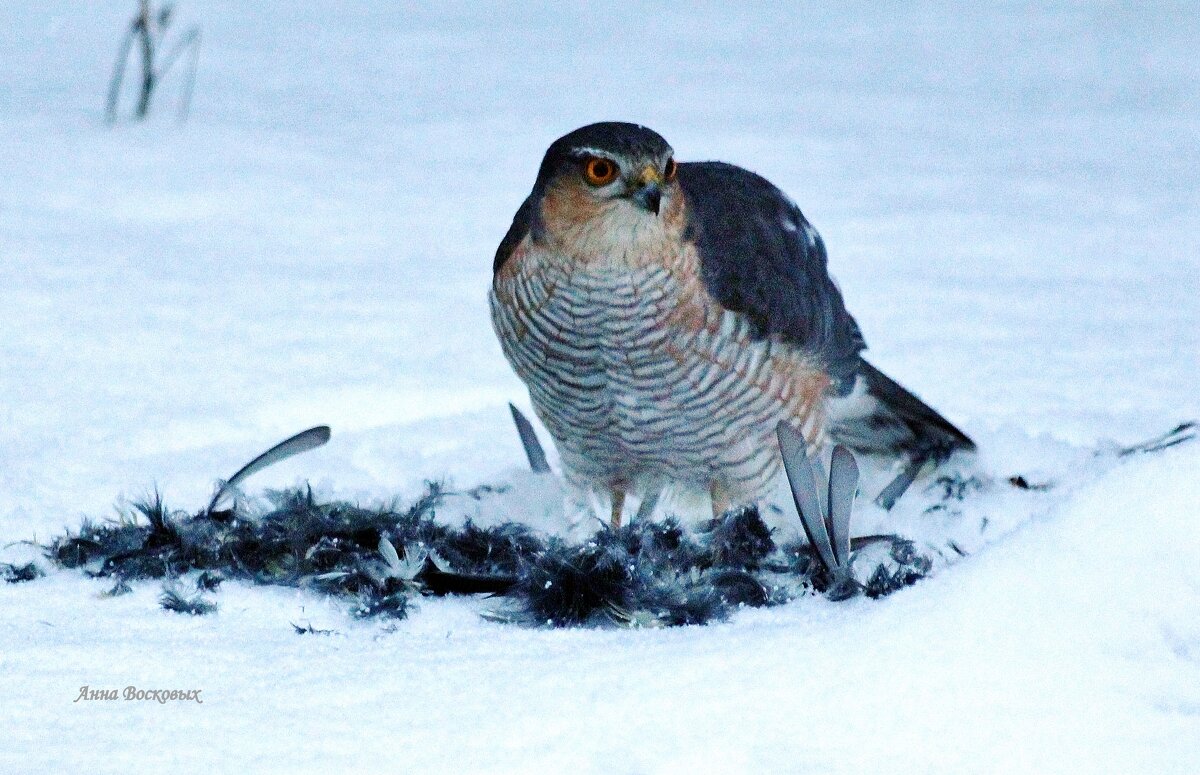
105 1 202 124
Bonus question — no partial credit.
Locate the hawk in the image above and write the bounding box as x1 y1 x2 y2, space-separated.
490 122 973 528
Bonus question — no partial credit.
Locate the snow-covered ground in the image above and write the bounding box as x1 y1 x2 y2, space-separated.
2 2 1198 772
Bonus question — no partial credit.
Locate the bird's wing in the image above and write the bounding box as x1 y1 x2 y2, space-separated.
677 162 866 393
493 193 543 275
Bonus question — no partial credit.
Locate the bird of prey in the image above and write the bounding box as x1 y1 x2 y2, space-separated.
490 122 973 528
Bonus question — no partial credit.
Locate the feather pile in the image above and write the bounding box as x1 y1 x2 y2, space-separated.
41 482 930 627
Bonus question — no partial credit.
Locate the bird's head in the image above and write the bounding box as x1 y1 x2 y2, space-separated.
532 123 680 251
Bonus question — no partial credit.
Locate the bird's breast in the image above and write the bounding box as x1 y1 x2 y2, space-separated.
492 255 682 421
490 239 828 491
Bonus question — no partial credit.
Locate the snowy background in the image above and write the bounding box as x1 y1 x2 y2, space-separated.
1 2 1198 772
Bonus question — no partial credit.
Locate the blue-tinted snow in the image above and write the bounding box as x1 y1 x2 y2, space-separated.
1 3 1197 772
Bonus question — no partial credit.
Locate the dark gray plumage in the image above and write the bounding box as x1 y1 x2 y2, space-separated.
675 160 974 460
493 194 539 274
677 161 865 393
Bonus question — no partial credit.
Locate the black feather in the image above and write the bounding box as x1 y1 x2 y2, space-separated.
159 586 217 615
195 570 223 591
706 568 771 607
517 533 635 626
440 520 546 576
40 481 934 628
2 562 43 583
700 506 775 570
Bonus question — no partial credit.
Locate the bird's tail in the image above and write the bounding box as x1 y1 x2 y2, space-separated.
826 360 974 509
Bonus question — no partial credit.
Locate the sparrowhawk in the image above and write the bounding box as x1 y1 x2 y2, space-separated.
490 122 973 529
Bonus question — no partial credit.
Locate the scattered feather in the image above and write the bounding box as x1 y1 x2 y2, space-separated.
291 621 336 635
159 585 217 615
104 579 133 597
701 506 775 569
39 480 935 628
196 571 224 591
2 562 43 583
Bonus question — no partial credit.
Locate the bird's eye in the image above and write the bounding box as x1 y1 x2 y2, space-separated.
583 157 619 186
663 158 677 182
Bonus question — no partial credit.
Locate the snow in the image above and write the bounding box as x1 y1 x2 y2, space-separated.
2 2 1198 772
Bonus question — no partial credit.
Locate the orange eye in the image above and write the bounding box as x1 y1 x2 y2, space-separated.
583 157 619 186
664 158 677 181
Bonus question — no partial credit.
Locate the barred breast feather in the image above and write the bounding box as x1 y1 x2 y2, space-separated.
489 218 829 504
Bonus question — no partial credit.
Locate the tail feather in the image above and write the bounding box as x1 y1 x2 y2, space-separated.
827 360 974 460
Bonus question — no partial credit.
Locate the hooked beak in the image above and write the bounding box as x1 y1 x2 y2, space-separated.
632 165 664 215
633 183 662 215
